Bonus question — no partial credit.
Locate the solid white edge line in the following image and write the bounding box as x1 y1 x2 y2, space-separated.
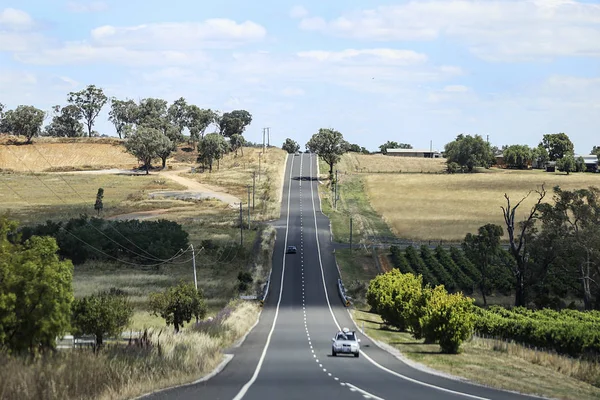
231 154 295 400
308 155 493 400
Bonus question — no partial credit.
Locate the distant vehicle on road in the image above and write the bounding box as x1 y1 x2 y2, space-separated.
286 245 297 254
295 151 300 156
332 327 360 357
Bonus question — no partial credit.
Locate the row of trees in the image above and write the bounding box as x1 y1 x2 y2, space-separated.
0 216 207 354
444 132 599 173
0 85 254 174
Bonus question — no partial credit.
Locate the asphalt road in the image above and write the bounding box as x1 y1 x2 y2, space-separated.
144 153 542 400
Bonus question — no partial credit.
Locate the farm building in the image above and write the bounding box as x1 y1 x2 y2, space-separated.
580 155 599 172
384 149 441 158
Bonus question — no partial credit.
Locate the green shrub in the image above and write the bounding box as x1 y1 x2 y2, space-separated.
420 286 475 353
366 270 423 331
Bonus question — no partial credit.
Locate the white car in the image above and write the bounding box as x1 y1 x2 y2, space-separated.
331 327 360 357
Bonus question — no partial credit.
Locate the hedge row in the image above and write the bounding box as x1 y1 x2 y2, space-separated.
367 269 475 354
474 306 600 358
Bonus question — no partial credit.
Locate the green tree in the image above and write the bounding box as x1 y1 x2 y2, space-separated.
591 146 600 157
575 156 586 173
0 105 45 143
218 110 252 138
306 128 349 179
197 132 229 172
462 224 504 306
149 282 207 332
71 288 133 348
379 141 412 154
168 97 189 135
135 98 167 126
536 186 600 309
503 145 532 169
94 188 104 216
108 98 138 139
282 138 300 154
419 286 475 353
230 133 246 156
0 217 74 354
124 126 165 174
186 106 217 142
366 269 423 331
532 144 550 168
541 133 574 161
44 105 84 137
155 135 177 168
68 85 107 137
444 134 493 172
557 155 576 175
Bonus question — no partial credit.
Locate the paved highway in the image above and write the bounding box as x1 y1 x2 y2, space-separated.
145 153 541 400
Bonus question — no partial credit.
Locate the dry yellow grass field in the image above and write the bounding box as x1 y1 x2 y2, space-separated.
192 147 288 220
339 152 446 174
364 169 600 241
0 140 138 172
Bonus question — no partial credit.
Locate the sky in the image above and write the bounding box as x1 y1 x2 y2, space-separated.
0 0 599 153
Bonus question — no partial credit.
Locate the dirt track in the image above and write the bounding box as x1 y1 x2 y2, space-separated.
59 167 242 207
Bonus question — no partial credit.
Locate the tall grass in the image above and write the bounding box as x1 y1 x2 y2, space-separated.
0 301 261 400
472 335 600 388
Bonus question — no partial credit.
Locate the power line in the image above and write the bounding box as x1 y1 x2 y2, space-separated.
5 145 175 262
30 144 168 261
1 179 194 268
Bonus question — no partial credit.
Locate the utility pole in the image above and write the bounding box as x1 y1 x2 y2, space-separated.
191 244 198 323
252 171 256 210
349 217 353 251
267 127 270 148
247 185 251 230
335 170 339 209
191 244 197 290
487 135 489 143
239 202 243 246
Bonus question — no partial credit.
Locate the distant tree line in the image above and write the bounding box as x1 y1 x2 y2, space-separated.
17 216 189 265
0 85 253 174
443 132 598 174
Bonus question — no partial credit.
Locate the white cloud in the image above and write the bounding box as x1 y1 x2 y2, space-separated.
0 31 52 52
297 49 427 65
6 17 265 66
0 8 34 30
298 0 600 61
290 5 309 19
90 19 267 50
0 69 37 86
227 49 462 95
15 43 209 66
66 1 108 13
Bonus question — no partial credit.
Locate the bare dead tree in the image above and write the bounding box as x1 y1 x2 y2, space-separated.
501 184 546 307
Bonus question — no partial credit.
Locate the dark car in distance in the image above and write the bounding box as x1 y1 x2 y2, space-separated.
286 246 297 254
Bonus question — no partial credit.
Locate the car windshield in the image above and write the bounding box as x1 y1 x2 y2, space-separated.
337 333 355 341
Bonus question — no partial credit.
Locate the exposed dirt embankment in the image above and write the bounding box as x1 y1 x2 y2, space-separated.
0 140 138 172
